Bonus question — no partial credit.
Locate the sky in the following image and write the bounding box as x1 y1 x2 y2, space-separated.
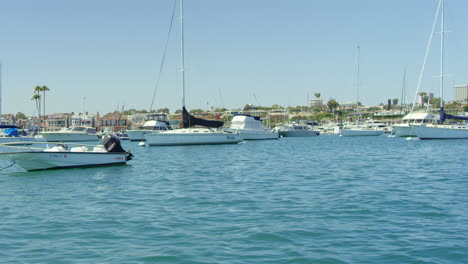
1 0 467 116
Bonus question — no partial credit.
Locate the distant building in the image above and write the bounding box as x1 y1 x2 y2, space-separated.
309 98 323 108
418 92 434 106
454 85 468 103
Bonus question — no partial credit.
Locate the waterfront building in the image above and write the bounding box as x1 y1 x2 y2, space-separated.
454 85 468 103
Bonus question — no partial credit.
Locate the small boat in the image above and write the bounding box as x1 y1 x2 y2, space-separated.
38 126 100 142
276 122 319 137
0 125 35 145
228 114 278 140
391 112 438 137
127 113 172 141
0 135 133 171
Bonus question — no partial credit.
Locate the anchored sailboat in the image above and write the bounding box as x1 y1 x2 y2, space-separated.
411 0 468 139
340 45 384 137
144 0 242 146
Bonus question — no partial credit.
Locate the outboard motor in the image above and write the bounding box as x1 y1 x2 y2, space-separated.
102 135 126 153
102 135 134 161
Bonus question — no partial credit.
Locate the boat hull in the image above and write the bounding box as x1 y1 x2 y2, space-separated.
0 151 128 171
280 130 319 137
412 125 468 139
238 130 279 140
340 129 384 136
145 130 243 146
392 124 413 137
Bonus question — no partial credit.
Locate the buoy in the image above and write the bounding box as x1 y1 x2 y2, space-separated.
138 141 146 147
406 137 420 141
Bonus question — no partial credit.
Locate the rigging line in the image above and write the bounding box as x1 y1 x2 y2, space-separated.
149 0 178 112
410 0 442 113
0 161 16 171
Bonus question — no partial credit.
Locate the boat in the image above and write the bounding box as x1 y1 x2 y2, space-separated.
228 114 278 140
37 126 100 142
144 0 242 146
339 45 384 137
391 112 438 137
0 135 133 171
0 65 35 145
410 0 468 139
276 122 319 137
127 113 172 141
0 125 36 145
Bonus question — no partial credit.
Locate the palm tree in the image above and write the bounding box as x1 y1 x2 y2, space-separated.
33 86 42 117
31 93 41 118
40 85 50 117
314 93 321 98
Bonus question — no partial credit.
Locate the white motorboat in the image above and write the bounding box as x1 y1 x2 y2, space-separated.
127 113 172 141
0 135 133 171
38 126 100 142
392 112 439 137
277 122 319 137
228 115 278 140
144 0 242 146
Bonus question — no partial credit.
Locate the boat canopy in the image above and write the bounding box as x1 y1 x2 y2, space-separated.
182 107 224 128
440 108 468 122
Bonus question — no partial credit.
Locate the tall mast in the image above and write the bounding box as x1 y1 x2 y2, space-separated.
180 0 186 108
439 0 444 108
0 62 2 124
356 44 360 107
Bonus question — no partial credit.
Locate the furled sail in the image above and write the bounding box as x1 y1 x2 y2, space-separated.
182 107 224 128
439 107 468 122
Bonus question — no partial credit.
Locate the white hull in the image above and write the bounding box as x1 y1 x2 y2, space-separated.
145 129 243 146
340 129 384 136
412 124 468 139
127 130 158 141
280 130 319 137
39 132 99 142
0 151 127 171
392 124 415 137
237 130 279 140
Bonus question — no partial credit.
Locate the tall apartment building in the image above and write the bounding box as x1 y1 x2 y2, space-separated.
454 85 468 103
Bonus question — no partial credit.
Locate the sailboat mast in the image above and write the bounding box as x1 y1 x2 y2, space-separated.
0 62 2 124
180 0 186 108
439 0 444 108
357 44 360 107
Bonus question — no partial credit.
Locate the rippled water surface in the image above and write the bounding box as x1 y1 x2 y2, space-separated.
1 135 467 263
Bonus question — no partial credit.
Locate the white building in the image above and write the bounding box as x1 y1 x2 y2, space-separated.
454 85 468 103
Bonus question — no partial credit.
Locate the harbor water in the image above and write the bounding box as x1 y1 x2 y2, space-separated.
0 135 467 263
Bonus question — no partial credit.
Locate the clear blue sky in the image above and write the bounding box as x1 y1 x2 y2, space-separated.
1 0 467 116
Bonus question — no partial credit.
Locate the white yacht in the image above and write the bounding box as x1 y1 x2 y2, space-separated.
391 112 438 137
38 126 99 142
277 122 319 137
228 115 278 140
127 113 172 141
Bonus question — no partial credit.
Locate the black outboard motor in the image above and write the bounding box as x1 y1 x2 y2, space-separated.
102 135 133 161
